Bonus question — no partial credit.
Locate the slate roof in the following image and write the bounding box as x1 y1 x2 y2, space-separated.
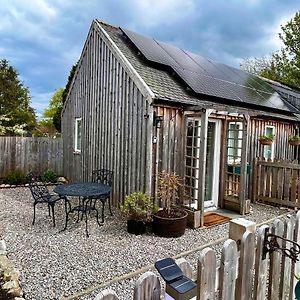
262 78 300 113
97 20 300 117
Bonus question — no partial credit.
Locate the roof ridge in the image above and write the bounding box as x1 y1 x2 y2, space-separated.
95 19 119 30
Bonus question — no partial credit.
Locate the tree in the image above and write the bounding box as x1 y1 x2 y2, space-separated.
62 62 78 103
0 59 36 135
40 88 64 133
241 11 300 88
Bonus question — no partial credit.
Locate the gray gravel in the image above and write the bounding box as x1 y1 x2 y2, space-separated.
0 187 292 300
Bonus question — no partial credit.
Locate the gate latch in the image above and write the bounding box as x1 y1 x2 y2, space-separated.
262 227 300 263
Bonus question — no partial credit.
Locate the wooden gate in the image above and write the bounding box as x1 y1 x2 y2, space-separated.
253 158 300 208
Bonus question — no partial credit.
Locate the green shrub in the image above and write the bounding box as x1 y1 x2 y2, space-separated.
3 169 27 185
121 192 158 221
41 169 58 183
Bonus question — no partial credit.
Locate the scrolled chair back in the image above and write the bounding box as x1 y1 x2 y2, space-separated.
92 169 113 186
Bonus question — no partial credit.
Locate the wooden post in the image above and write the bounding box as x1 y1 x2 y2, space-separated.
198 109 212 226
292 211 300 299
268 218 284 300
133 271 161 300
219 117 228 208
253 225 269 300
280 215 295 300
219 239 238 300
235 231 255 300
252 157 258 203
239 114 250 215
197 247 216 300
95 289 119 300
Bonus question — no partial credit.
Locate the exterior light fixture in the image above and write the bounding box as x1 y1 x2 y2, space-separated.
153 112 163 128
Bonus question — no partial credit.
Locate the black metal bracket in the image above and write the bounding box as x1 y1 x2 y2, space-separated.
262 227 300 263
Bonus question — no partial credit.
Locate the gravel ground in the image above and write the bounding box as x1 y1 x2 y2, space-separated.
0 187 292 300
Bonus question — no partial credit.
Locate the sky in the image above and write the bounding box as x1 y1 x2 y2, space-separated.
0 0 299 118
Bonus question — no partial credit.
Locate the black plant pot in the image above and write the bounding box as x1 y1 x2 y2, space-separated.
153 209 188 238
127 219 146 235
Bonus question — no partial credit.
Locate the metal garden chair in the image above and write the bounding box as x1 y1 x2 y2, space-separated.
27 172 64 227
91 169 113 222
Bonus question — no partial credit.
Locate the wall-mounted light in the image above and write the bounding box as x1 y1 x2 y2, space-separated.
153 112 163 128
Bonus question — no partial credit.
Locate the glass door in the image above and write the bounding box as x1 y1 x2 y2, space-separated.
204 120 221 208
184 118 221 209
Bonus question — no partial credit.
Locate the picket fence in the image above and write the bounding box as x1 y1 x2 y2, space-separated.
94 212 300 300
0 136 63 177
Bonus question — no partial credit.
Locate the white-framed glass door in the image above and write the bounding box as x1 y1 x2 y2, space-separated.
204 119 221 208
184 117 221 209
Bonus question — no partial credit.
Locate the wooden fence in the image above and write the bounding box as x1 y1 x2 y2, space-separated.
253 158 300 208
94 213 300 300
0 137 63 177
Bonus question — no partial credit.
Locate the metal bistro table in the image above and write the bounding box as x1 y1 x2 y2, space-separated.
54 182 111 237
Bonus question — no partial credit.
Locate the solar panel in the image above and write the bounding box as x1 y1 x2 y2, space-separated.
121 28 179 67
121 27 293 113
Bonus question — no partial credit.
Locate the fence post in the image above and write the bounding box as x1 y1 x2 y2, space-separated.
219 239 238 300
133 271 161 300
95 289 119 300
235 231 255 300
268 218 284 300
176 258 194 279
280 215 295 300
252 157 258 203
197 247 216 300
292 211 300 299
253 225 269 300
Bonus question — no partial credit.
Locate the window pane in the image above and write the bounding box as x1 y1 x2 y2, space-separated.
77 120 81 151
75 119 82 151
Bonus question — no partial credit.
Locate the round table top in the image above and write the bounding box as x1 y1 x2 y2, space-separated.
54 182 111 197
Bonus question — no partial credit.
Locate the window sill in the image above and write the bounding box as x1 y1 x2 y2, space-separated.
73 151 81 155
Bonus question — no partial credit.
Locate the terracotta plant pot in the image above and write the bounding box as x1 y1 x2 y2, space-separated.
127 219 146 235
289 140 300 146
259 139 273 145
153 208 188 238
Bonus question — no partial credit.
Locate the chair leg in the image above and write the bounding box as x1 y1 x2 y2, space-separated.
51 205 55 227
108 196 113 216
63 200 69 231
101 200 105 223
95 207 102 227
85 211 89 237
32 203 37 225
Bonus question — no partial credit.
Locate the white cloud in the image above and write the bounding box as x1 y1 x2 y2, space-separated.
31 91 54 116
263 13 295 53
130 0 196 28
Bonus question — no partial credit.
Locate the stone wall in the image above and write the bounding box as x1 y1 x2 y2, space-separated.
0 240 24 299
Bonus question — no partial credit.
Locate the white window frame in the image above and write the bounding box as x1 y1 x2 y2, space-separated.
74 118 82 153
263 125 275 160
227 121 243 165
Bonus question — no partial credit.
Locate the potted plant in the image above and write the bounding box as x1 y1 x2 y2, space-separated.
121 192 157 235
289 135 300 146
259 134 274 145
153 171 188 238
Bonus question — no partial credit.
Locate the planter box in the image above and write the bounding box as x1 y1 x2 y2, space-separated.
183 207 201 229
259 139 273 145
227 164 251 175
289 140 300 146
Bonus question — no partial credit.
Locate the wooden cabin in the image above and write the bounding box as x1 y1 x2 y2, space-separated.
61 20 300 225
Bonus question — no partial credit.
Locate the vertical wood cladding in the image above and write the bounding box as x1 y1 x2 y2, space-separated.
62 26 152 206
